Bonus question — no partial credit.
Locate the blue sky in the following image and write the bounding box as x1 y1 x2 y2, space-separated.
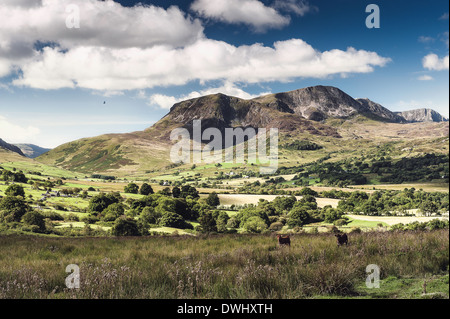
0 0 448 148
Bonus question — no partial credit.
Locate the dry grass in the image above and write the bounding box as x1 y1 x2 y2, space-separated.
0 230 448 299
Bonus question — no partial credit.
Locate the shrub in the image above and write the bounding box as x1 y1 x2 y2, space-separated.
0 196 30 222
5 184 25 197
22 211 46 232
242 216 268 233
334 218 348 226
112 217 140 236
269 221 283 231
159 211 192 229
287 207 310 227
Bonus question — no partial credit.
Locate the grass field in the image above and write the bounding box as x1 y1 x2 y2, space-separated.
216 194 340 208
0 230 448 299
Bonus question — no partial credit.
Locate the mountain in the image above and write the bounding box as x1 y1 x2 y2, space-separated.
36 85 449 175
0 138 25 157
147 90 342 140
13 144 51 159
395 108 449 123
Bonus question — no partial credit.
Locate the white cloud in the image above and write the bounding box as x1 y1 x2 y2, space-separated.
191 0 290 32
160 83 269 109
0 115 41 144
418 36 435 44
0 0 204 49
417 75 434 81
272 0 316 16
1 0 390 93
0 0 204 79
13 38 390 91
422 53 449 71
148 82 271 109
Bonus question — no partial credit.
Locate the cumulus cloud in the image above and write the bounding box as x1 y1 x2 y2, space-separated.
191 0 290 32
0 0 204 79
0 0 203 50
12 38 390 91
1 0 390 93
422 53 449 71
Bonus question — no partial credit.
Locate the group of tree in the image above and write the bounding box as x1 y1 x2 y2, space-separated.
337 188 449 216
0 184 47 233
1 169 28 183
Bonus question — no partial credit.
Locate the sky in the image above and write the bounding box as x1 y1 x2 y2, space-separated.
0 0 448 149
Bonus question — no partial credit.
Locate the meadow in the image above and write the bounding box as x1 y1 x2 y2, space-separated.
0 230 448 299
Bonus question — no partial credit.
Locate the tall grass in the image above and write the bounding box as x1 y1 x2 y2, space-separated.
0 230 448 299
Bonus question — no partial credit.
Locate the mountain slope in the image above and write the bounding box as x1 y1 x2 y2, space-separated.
395 108 449 123
13 144 51 158
0 138 25 157
35 85 449 176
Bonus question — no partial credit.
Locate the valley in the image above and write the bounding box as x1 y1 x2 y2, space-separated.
1 85 448 300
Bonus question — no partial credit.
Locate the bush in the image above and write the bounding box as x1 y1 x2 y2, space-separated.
102 203 125 222
159 211 192 229
22 211 46 232
242 216 268 233
5 184 25 197
0 196 30 222
112 217 140 236
269 221 284 231
334 218 348 226
287 207 310 227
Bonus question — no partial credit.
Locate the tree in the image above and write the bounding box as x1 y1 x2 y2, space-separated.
124 183 139 194
199 212 217 233
420 200 438 216
112 217 140 236
0 196 30 222
180 185 199 199
206 192 220 207
139 206 161 225
298 187 318 197
242 216 268 233
287 206 310 227
172 186 181 198
88 193 121 214
159 211 192 229
5 184 25 197
102 203 125 221
22 211 46 232
139 183 154 196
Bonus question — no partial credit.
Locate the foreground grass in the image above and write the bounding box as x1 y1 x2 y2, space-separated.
0 230 448 299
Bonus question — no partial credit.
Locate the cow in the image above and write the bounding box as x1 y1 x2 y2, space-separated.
277 234 291 247
335 233 348 246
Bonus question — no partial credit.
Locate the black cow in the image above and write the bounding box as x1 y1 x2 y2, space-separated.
277 235 291 247
335 233 348 246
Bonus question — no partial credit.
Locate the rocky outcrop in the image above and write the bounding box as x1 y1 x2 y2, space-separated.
395 108 449 123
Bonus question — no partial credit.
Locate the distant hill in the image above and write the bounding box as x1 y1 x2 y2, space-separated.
395 108 449 123
0 138 25 157
36 85 449 175
13 144 51 159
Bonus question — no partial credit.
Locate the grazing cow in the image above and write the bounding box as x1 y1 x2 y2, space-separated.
335 233 348 246
277 234 291 247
